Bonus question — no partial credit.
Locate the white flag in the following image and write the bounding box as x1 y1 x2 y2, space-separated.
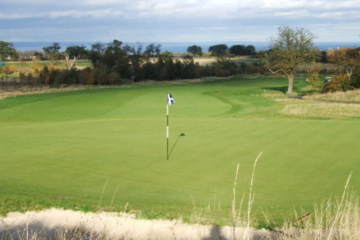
167 93 175 105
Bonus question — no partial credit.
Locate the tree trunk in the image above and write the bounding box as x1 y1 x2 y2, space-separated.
65 54 77 70
346 68 353 80
287 74 294 94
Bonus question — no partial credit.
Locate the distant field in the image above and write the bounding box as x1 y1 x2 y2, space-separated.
0 75 359 225
4 56 256 70
5 59 92 69
190 56 258 65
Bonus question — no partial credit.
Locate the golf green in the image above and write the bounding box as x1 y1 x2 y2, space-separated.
0 76 359 224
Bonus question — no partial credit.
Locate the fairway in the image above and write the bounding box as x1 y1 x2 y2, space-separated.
0 76 359 224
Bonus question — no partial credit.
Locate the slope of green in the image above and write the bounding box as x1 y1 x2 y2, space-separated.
0 76 359 224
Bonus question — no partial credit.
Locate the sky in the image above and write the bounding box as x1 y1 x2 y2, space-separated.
0 0 360 43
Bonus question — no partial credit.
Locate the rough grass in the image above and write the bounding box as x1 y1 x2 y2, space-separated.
261 87 360 119
304 89 360 103
280 176 357 240
0 86 96 100
281 102 360 118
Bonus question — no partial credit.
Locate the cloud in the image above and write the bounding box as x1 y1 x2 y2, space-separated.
48 9 125 18
1 0 360 20
0 0 360 42
0 10 125 19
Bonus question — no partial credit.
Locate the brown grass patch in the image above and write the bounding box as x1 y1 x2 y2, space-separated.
281 102 360 118
261 92 285 99
304 89 360 103
0 86 98 100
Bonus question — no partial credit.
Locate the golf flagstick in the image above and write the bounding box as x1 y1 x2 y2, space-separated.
166 104 169 160
166 93 175 160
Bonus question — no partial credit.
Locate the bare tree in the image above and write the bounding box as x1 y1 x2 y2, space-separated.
263 26 319 94
64 54 77 70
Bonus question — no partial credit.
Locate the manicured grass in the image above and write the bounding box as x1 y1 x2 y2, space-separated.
0 76 359 225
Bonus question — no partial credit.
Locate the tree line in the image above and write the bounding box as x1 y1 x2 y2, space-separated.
187 44 256 57
0 40 263 88
1 27 359 94
0 41 257 61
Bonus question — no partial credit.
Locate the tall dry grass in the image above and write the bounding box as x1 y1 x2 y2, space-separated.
229 152 263 240
304 89 360 103
281 102 360 118
280 174 360 240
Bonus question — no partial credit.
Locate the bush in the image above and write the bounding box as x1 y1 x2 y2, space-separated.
212 58 238 77
79 68 96 85
107 71 121 85
307 64 323 91
350 68 360 88
93 66 109 85
0 65 19 74
322 74 351 93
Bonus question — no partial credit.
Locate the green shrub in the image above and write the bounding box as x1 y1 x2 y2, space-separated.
350 68 360 88
107 71 121 85
79 68 96 85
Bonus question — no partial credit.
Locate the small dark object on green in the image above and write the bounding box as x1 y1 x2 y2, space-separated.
180 133 186 136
